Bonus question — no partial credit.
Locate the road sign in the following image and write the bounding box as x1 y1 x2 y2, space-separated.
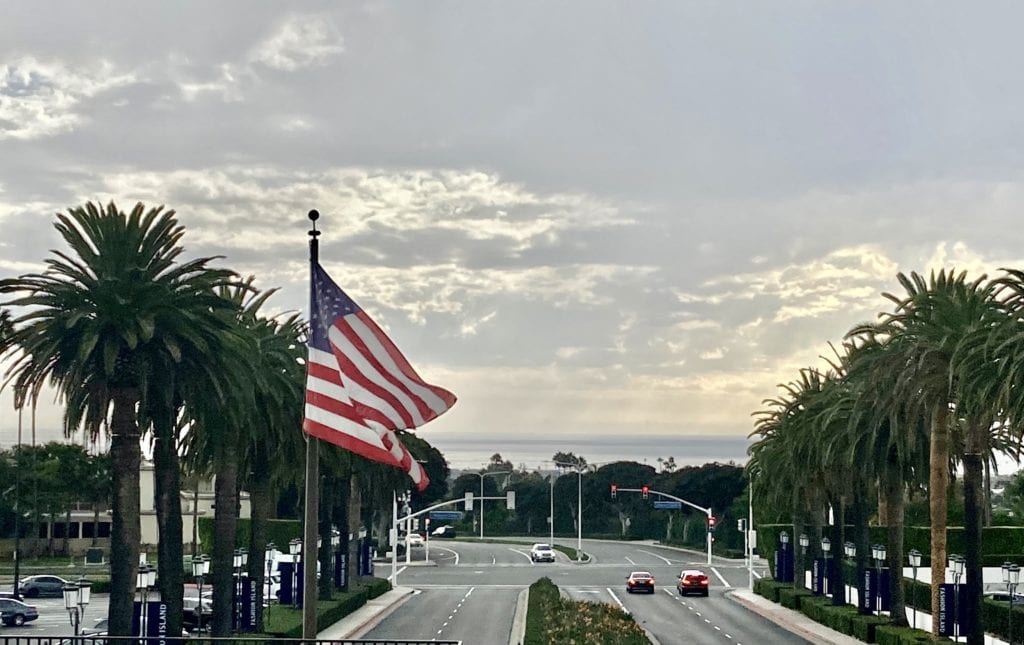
653 500 682 510
430 511 464 520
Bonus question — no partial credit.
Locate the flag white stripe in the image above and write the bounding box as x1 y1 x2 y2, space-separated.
309 347 407 428
304 403 392 453
345 315 449 415
329 323 427 427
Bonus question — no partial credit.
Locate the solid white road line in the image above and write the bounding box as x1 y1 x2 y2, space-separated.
606 588 629 614
431 545 460 565
508 548 535 564
710 567 731 588
625 556 636 565
752 570 763 579
637 549 673 565
387 566 408 581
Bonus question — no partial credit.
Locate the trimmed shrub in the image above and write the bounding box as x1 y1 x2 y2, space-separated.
779 587 813 610
364 576 390 600
754 578 789 602
524 577 647 645
875 624 950 644
849 614 889 643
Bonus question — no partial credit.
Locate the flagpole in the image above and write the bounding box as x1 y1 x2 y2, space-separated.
391 491 398 586
302 210 321 639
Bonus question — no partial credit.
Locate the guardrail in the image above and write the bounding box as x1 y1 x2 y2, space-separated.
0 638 461 645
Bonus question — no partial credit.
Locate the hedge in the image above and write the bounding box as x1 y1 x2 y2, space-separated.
268 577 392 638
753 578 789 603
778 586 812 610
523 577 647 645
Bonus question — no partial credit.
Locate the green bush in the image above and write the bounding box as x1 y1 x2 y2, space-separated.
875 624 948 645
849 614 889 643
818 603 858 634
779 587 812 610
753 578 789 602
364 576 390 600
800 595 830 623
523 577 647 645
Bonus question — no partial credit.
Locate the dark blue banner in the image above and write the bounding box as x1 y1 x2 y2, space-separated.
296 562 304 608
241 577 256 633
862 569 876 613
279 561 294 605
812 559 825 595
938 583 969 637
146 600 168 645
362 541 374 576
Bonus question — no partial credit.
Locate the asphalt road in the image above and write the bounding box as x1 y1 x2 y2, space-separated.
0 594 109 638
365 538 809 644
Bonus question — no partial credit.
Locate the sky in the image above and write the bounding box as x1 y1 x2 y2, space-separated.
2 1 1024 470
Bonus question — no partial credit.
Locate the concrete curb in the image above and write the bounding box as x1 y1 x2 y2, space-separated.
316 586 416 640
508 586 529 645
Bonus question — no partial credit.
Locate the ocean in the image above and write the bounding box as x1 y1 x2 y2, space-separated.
425 432 752 471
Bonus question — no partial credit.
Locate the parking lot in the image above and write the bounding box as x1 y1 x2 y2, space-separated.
0 594 110 638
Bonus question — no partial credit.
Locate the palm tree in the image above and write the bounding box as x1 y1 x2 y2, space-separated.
858 270 995 640
0 202 236 636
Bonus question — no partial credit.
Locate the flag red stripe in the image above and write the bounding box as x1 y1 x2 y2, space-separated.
303 418 398 465
330 323 418 427
334 317 431 425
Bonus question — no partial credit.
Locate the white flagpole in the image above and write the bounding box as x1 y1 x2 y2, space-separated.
391 491 398 586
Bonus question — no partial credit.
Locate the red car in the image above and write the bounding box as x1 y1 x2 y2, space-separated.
677 569 710 596
626 571 655 594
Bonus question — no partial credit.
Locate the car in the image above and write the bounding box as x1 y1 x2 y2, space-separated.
406 533 425 548
18 575 69 598
983 590 1024 603
626 571 655 594
431 525 457 538
677 570 710 596
0 598 39 626
183 596 213 631
530 544 556 563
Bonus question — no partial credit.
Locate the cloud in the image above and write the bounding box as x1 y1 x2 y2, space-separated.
252 15 345 71
0 57 136 140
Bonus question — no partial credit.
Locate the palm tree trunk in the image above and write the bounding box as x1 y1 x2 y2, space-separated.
929 403 951 637
248 467 271 633
63 509 72 556
792 505 805 590
962 422 986 645
884 462 907 626
211 451 239 636
853 477 872 614
107 391 142 637
877 484 890 526
153 425 185 639
348 473 361 583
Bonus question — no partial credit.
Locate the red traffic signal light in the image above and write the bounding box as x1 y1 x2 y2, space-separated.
641 485 649 499
610 484 618 499
708 516 717 530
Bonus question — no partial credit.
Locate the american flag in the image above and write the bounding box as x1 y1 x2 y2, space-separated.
303 263 456 490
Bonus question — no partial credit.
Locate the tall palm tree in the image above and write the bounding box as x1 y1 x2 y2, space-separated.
858 270 994 640
0 202 236 636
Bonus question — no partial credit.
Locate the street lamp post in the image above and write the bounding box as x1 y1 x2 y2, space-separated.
843 542 856 605
264 542 276 627
136 564 154 638
821 537 831 599
62 578 91 635
192 556 206 633
950 554 964 642
476 470 512 539
799 534 809 588
872 544 886 617
549 473 555 546
908 549 921 629
289 539 302 608
780 531 790 583
1003 562 1020 645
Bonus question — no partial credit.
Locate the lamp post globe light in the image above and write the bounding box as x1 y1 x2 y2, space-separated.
192 556 207 633
871 544 886 616
62 578 91 635
289 539 302 608
136 565 153 637
799 533 809 554
908 549 922 629
820 537 831 600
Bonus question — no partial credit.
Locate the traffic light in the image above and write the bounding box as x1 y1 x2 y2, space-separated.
641 485 649 500
708 515 717 531
610 484 617 500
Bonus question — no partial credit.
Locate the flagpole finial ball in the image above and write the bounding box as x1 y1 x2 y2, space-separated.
308 209 320 222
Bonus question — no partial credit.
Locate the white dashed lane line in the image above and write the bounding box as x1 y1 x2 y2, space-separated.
434 586 474 640
661 587 738 642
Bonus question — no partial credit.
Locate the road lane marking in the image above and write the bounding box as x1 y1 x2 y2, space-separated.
753 570 763 579
626 556 636 565
710 567 731 587
605 588 629 614
508 548 534 564
432 545 460 565
465 586 475 598
637 549 673 565
386 566 408 581
714 625 721 630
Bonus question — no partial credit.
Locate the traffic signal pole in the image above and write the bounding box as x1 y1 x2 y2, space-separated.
615 487 713 565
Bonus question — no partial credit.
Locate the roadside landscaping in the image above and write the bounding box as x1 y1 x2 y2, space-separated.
451 537 590 562
262 576 391 638
524 577 648 645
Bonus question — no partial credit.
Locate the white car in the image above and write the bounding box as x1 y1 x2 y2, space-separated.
530 543 556 563
406 533 425 548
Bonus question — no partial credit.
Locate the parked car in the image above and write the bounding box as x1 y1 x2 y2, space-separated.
677 570 710 596
530 544 556 563
625 571 655 594
0 598 39 626
431 525 457 538
18 575 69 598
183 596 213 632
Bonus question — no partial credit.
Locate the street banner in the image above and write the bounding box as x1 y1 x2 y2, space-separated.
812 559 825 595
296 564 305 607
361 540 374 576
279 561 294 605
862 569 876 613
938 583 969 638
241 577 256 632
145 601 168 645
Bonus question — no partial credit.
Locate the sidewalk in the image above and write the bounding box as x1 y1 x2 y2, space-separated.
729 589 863 645
316 586 416 640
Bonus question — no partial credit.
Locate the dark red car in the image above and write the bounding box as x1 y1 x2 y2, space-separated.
677 569 710 596
626 571 655 594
